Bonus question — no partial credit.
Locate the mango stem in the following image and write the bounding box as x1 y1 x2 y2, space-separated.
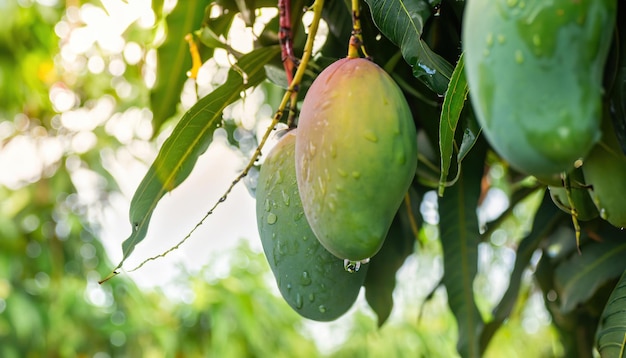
348 0 369 59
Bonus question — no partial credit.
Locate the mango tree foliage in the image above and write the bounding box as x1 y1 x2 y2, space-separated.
3 1 626 357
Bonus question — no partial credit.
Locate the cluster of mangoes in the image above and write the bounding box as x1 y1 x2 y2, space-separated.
255 58 417 320
464 0 625 228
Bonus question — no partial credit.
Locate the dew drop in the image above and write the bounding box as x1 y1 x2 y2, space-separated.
294 211 304 221
506 0 517 6
337 168 348 177
277 240 287 255
497 34 505 44
532 34 541 47
308 293 315 302
267 213 277 224
219 195 227 203
330 144 337 158
328 201 336 213
264 199 270 212
281 191 290 206
286 283 292 291
600 208 607 219
300 271 312 286
351 171 361 179
364 131 378 143
302 235 308 241
515 50 524 64
317 177 326 195
396 151 406 165
486 32 494 47
308 141 317 156
295 293 303 309
344 259 361 273
318 305 327 313
275 170 283 184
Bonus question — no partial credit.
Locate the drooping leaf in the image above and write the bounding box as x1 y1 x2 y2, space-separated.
457 109 482 165
480 191 563 352
150 0 211 138
438 52 468 196
555 226 626 313
364 186 421 326
439 140 486 358
115 46 280 271
596 269 626 358
364 0 454 94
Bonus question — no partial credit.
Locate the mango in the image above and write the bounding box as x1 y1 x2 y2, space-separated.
463 0 616 178
255 130 368 321
295 58 418 261
582 117 626 228
548 168 598 221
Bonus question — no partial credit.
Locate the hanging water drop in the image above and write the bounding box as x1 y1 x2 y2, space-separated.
300 271 312 286
281 190 290 206
343 259 361 273
267 212 277 224
295 293 303 309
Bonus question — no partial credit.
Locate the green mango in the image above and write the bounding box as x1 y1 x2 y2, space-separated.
463 0 616 178
548 168 598 221
295 58 418 261
582 117 626 228
255 130 368 321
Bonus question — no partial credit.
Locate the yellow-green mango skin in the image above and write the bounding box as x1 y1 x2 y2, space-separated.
295 58 418 261
582 122 626 228
463 0 616 178
256 130 368 321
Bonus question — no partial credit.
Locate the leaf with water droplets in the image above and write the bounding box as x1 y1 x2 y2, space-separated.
364 0 454 94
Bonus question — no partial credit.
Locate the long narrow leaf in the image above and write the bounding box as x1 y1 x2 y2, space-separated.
115 46 280 271
555 235 626 313
597 269 626 358
150 0 210 137
439 142 486 358
364 187 420 326
364 0 454 94
438 53 468 196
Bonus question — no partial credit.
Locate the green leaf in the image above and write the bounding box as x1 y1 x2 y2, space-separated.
457 109 482 165
597 269 626 358
439 140 486 358
150 0 210 138
438 53 468 196
364 186 420 326
480 191 562 352
364 0 454 94
116 46 280 271
555 229 626 313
